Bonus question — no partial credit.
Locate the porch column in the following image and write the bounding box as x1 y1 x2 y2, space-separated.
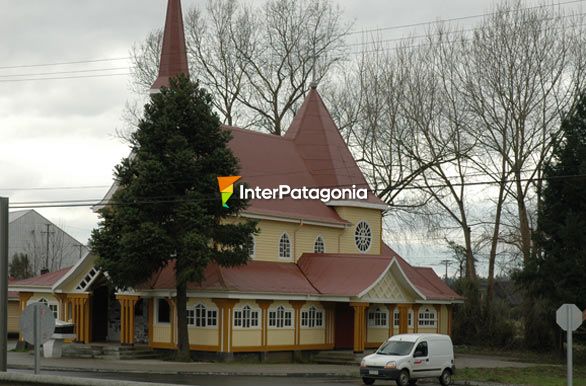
434 305 442 334
212 299 238 353
116 294 140 345
289 300 305 347
17 292 33 344
387 304 395 339
412 305 420 333
68 293 90 344
350 302 368 353
256 300 272 349
447 305 453 336
54 293 67 321
398 304 409 334
323 303 335 346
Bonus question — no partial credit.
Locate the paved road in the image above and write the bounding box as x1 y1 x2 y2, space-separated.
10 370 364 386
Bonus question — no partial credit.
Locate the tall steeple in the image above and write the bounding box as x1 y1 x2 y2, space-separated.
150 0 190 93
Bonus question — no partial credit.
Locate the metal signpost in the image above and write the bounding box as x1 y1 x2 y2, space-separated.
556 304 583 386
19 303 55 374
0 197 8 372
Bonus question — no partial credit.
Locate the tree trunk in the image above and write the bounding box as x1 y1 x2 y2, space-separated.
175 260 191 362
515 177 532 264
487 169 507 307
463 224 476 280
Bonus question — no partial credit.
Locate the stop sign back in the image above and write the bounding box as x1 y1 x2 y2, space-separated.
556 304 583 332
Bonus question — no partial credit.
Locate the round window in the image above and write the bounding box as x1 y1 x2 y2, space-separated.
354 221 372 252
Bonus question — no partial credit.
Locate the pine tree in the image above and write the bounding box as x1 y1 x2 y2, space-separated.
91 75 257 360
516 92 586 349
9 253 33 280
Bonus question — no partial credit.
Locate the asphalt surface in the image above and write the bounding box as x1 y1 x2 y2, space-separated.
10 370 365 386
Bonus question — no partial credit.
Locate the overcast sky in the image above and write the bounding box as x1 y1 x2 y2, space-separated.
1 0 580 273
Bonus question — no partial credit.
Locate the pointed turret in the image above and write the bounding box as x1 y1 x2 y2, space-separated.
284 85 363 188
150 0 190 93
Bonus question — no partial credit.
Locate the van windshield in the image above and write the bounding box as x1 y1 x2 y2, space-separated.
377 340 414 356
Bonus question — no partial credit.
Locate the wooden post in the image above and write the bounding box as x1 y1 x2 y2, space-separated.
116 295 139 345
256 300 272 349
212 299 238 353
413 305 420 333
387 304 395 339
398 304 409 334
289 301 305 347
350 302 368 353
434 305 442 334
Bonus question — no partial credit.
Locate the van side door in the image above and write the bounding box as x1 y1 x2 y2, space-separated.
411 341 433 378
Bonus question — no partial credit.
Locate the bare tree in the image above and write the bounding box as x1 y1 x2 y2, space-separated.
130 0 351 134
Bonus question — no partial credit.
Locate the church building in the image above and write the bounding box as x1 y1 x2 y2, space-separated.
9 0 462 356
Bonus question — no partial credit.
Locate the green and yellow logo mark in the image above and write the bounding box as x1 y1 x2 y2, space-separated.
217 176 241 208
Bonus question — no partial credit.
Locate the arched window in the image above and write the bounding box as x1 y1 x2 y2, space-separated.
314 235 325 253
394 308 414 328
354 221 372 252
367 306 388 327
234 305 259 328
250 236 256 258
37 298 58 320
188 303 217 327
301 306 324 328
418 307 436 327
279 233 291 259
268 305 293 328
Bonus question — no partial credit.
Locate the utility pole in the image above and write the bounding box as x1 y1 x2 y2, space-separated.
0 197 9 372
73 243 85 260
440 259 452 280
41 224 54 272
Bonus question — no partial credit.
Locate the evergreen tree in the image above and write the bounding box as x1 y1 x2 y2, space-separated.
9 253 33 280
516 92 586 349
91 75 257 360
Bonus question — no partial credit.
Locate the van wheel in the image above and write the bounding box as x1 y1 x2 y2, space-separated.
362 377 375 385
396 370 410 386
439 369 453 386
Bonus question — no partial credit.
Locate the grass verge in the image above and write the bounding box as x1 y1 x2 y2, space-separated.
456 366 586 386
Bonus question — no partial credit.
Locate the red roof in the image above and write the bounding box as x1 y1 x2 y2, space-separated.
284 87 383 206
139 243 462 302
9 266 72 289
297 253 391 296
151 0 189 91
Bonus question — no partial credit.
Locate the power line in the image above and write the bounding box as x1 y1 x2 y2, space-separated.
346 0 585 36
0 67 130 79
0 57 132 70
0 73 131 83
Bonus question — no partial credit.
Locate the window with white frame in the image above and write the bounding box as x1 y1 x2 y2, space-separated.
354 221 372 252
268 306 292 328
367 307 388 327
38 298 58 320
314 236 325 253
301 306 324 328
279 233 291 259
234 305 259 328
393 309 414 327
190 303 217 327
187 308 195 325
418 307 436 327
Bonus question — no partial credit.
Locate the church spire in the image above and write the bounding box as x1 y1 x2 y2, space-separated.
150 0 190 93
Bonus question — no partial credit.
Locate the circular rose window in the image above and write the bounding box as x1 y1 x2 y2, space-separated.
355 221 372 252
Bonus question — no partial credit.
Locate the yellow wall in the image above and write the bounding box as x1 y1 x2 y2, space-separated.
334 207 381 255
188 327 218 346
367 326 388 343
153 324 172 343
233 329 262 347
267 329 294 346
8 301 20 334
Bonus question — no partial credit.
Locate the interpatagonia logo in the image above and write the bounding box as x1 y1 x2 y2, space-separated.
217 176 241 208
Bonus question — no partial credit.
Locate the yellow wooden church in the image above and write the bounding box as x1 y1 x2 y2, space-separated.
9 0 462 356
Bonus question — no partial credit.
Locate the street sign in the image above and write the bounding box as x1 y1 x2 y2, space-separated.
556 304 584 386
19 303 55 345
556 304 583 331
19 302 55 375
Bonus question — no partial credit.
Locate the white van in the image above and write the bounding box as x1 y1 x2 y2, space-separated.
360 333 455 386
